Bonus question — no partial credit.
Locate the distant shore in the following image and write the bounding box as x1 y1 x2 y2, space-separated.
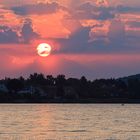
1 73 140 104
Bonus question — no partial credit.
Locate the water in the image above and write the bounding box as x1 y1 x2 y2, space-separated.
0 104 140 140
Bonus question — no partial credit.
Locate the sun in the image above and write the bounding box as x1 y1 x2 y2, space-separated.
37 43 52 57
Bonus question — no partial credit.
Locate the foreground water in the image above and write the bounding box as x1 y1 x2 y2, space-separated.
0 104 140 140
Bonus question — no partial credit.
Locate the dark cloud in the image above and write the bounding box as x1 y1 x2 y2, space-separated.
74 2 115 20
53 25 110 54
0 26 19 43
127 21 140 28
11 2 66 15
21 18 39 43
11 2 115 20
97 7 115 20
117 5 140 13
53 19 140 54
0 19 39 44
74 3 140 20
54 26 91 53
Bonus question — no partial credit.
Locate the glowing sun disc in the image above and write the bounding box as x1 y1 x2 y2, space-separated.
37 43 52 57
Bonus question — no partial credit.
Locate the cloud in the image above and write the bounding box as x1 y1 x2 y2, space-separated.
20 18 39 43
97 7 115 20
117 5 140 13
53 18 140 54
127 21 140 28
1 1 140 53
54 26 91 53
0 15 4 19
11 2 66 15
73 3 140 21
73 2 115 20
0 18 39 44
11 2 116 20
108 20 125 46
0 26 19 43
53 25 110 54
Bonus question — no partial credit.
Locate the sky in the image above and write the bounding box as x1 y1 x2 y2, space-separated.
0 0 140 79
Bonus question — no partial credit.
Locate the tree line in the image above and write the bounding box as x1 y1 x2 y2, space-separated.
0 73 140 103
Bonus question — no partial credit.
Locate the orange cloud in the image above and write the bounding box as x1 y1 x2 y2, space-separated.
30 10 69 38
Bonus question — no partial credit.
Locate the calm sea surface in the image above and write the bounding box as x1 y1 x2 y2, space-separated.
0 104 140 140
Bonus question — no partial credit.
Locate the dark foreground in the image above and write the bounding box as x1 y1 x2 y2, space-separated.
1 73 140 103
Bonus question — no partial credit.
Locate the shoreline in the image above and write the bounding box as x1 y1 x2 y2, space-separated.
1 98 140 104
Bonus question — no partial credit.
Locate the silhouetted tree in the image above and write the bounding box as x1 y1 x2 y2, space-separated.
7 79 24 93
128 79 140 98
28 73 46 85
46 75 55 86
78 76 89 98
56 75 66 97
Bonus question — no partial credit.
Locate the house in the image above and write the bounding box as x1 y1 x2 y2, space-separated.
18 86 36 94
0 84 8 93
